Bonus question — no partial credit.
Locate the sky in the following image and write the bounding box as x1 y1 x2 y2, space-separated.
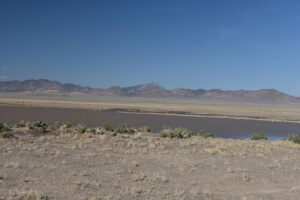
1 0 300 95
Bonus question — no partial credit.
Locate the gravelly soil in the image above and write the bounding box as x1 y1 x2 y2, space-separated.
1 131 300 200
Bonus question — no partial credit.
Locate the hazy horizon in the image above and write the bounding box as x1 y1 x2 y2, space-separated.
1 1 300 95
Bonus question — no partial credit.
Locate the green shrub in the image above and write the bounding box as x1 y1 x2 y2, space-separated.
116 124 135 134
0 122 11 132
55 122 63 128
251 132 268 140
198 130 215 139
174 127 192 138
49 125 57 131
0 131 13 138
287 133 300 144
159 128 174 138
90 128 96 134
65 122 72 128
103 123 113 131
143 126 154 133
16 120 26 128
76 125 86 134
31 120 48 133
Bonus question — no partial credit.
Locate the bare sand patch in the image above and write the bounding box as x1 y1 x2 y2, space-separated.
1 133 300 199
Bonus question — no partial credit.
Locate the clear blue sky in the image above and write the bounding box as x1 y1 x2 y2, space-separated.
1 0 300 95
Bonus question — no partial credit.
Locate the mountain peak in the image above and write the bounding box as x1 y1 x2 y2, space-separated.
0 79 297 103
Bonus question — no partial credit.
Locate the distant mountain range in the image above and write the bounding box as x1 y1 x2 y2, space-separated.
0 79 298 103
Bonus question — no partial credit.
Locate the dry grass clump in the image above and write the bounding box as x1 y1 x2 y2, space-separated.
287 133 300 144
0 121 12 138
16 119 26 128
0 131 13 138
8 189 47 200
197 130 215 139
29 120 49 134
75 125 87 134
103 123 113 132
138 126 153 133
115 124 135 134
0 121 11 132
159 127 192 138
251 132 268 140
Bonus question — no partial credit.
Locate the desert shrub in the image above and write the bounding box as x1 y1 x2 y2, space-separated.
103 123 113 131
141 126 153 133
65 122 72 128
90 128 96 134
0 131 13 138
116 124 135 134
25 121 31 128
198 130 215 139
251 132 268 140
0 122 11 132
31 120 48 133
16 120 26 128
49 125 57 131
76 125 86 134
159 128 174 138
55 122 63 128
287 133 300 144
174 127 192 138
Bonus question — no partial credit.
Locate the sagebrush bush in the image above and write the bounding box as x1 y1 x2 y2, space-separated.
76 125 86 134
287 133 300 144
55 122 63 128
116 124 135 134
0 122 11 132
103 123 113 131
31 120 48 133
138 126 153 133
174 127 192 138
198 130 215 139
159 128 174 138
160 127 191 139
0 131 13 138
251 132 268 140
16 120 26 128
90 128 96 134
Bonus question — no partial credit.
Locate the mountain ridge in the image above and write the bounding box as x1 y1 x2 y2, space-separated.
0 79 297 103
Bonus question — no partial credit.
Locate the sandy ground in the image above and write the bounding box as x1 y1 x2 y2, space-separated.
2 96 300 122
1 131 300 200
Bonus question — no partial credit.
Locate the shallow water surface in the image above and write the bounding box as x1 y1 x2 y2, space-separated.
1 106 300 139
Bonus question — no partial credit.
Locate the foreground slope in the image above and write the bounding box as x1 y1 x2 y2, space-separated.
1 132 300 200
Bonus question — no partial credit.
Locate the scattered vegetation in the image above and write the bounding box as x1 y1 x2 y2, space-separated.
174 127 192 138
103 123 113 131
16 119 26 128
287 133 300 144
0 131 13 138
251 132 268 140
0 122 11 132
65 122 72 128
115 124 135 134
30 120 48 133
55 121 63 128
160 127 192 138
75 125 86 134
159 127 174 138
139 126 154 133
90 128 97 134
198 130 215 139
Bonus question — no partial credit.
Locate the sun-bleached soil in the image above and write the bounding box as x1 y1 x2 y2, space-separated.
1 131 300 200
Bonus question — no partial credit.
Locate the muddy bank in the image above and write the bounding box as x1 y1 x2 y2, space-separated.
1 106 300 138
